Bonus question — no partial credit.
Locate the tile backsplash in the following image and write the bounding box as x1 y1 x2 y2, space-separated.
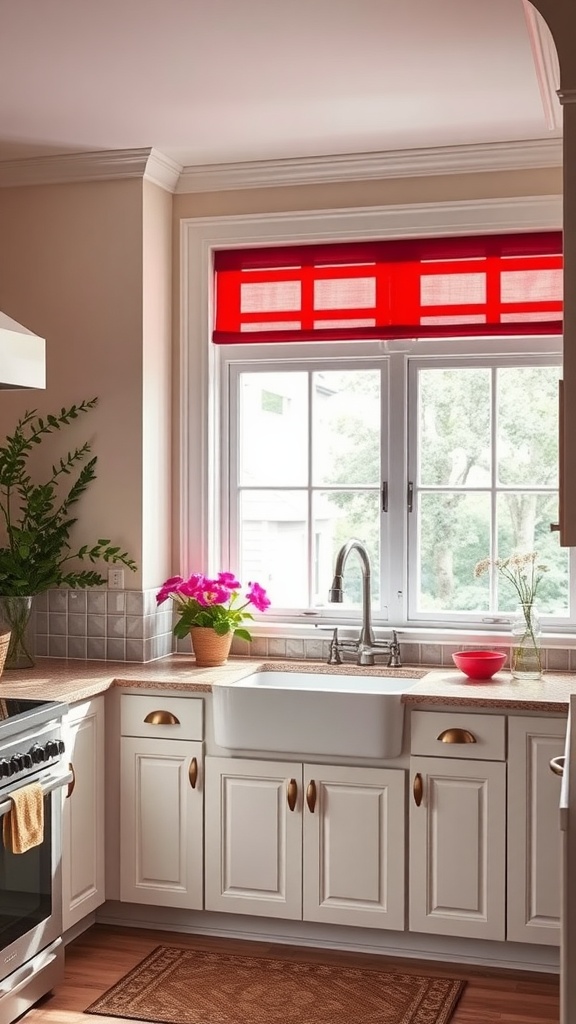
28 590 576 670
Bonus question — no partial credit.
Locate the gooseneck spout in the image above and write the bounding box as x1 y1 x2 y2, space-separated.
329 538 375 650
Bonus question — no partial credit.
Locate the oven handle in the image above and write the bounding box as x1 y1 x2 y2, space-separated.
0 769 74 819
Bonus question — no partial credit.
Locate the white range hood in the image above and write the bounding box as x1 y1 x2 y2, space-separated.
0 311 45 389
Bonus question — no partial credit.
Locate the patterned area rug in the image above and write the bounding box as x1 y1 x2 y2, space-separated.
85 945 466 1024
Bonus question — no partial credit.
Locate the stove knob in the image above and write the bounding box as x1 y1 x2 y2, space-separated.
58 739 65 755
45 741 58 758
30 745 44 764
23 753 33 768
0 759 11 777
10 755 22 773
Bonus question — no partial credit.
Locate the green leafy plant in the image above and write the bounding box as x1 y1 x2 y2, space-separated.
0 398 137 595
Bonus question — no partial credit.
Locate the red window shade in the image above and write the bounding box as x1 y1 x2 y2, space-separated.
213 232 563 343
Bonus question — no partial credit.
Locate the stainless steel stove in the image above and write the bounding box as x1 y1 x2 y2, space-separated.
0 696 71 1024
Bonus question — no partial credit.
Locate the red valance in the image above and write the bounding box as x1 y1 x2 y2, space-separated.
213 232 563 344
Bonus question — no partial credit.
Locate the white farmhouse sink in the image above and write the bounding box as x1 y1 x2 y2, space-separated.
212 669 421 759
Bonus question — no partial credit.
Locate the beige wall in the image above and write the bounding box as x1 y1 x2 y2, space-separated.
0 178 147 589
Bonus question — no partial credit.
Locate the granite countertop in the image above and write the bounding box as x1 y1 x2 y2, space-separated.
0 656 574 713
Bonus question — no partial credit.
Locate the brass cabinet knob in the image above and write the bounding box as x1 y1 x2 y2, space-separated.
66 762 76 799
413 772 423 807
189 757 199 789
287 778 298 812
144 710 181 726
306 780 317 813
437 728 477 744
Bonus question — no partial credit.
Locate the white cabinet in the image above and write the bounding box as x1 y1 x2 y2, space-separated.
61 696 105 932
507 715 566 945
205 756 405 930
409 711 507 941
120 695 204 909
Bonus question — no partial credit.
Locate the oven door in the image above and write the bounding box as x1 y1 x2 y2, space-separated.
0 770 72 985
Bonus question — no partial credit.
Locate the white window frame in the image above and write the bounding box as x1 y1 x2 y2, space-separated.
179 195 563 637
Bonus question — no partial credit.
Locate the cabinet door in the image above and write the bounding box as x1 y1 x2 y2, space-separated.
409 755 506 940
303 764 405 930
507 715 566 945
204 757 302 919
120 736 203 909
62 696 105 932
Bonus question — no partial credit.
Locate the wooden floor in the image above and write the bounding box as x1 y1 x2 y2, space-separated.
22 924 560 1024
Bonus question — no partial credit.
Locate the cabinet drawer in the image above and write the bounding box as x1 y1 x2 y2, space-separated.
120 694 203 740
410 710 505 760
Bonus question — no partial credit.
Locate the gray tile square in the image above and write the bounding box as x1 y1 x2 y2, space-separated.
126 592 144 615
68 613 87 637
286 639 304 659
401 643 420 666
420 643 442 666
34 593 48 612
106 638 126 661
49 613 67 636
67 636 87 659
126 615 144 639
49 590 67 612
268 638 286 658
126 639 145 662
107 614 126 638
87 637 106 660
250 637 268 657
303 639 324 661
144 590 160 615
48 635 67 657
87 614 106 637
107 592 126 614
231 635 250 657
67 591 87 613
87 592 106 614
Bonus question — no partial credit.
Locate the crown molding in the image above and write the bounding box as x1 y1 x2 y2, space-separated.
175 138 563 194
0 137 563 193
523 1 562 131
0 146 182 192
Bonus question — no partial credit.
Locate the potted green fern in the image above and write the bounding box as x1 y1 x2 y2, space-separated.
0 398 137 667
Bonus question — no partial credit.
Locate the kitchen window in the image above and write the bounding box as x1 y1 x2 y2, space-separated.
218 337 570 629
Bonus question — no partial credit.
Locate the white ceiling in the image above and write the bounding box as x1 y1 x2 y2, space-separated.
0 0 561 170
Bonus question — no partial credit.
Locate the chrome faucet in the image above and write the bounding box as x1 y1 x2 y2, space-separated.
327 538 401 668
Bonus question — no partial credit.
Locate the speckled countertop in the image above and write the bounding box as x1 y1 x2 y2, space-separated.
0 656 574 713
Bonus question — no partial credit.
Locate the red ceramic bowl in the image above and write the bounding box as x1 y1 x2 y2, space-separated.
452 650 507 680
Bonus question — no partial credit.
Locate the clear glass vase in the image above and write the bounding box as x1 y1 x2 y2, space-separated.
0 595 35 669
510 602 542 680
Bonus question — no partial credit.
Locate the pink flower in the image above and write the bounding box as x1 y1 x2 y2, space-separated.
195 580 231 607
217 571 241 590
247 581 271 612
178 573 206 599
156 575 184 604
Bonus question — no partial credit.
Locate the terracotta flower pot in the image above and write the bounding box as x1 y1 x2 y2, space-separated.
190 626 233 667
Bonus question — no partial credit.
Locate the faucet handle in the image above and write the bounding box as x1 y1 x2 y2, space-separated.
327 628 342 665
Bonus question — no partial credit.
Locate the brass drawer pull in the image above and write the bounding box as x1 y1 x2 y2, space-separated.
437 728 477 744
189 757 198 789
306 780 317 813
287 778 298 812
550 755 565 777
66 762 76 799
413 772 423 807
144 710 181 726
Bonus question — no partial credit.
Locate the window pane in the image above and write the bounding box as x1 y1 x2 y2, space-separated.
497 366 560 486
418 368 491 486
418 492 491 611
239 372 308 486
314 490 380 607
496 492 568 614
239 490 307 607
312 370 380 486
